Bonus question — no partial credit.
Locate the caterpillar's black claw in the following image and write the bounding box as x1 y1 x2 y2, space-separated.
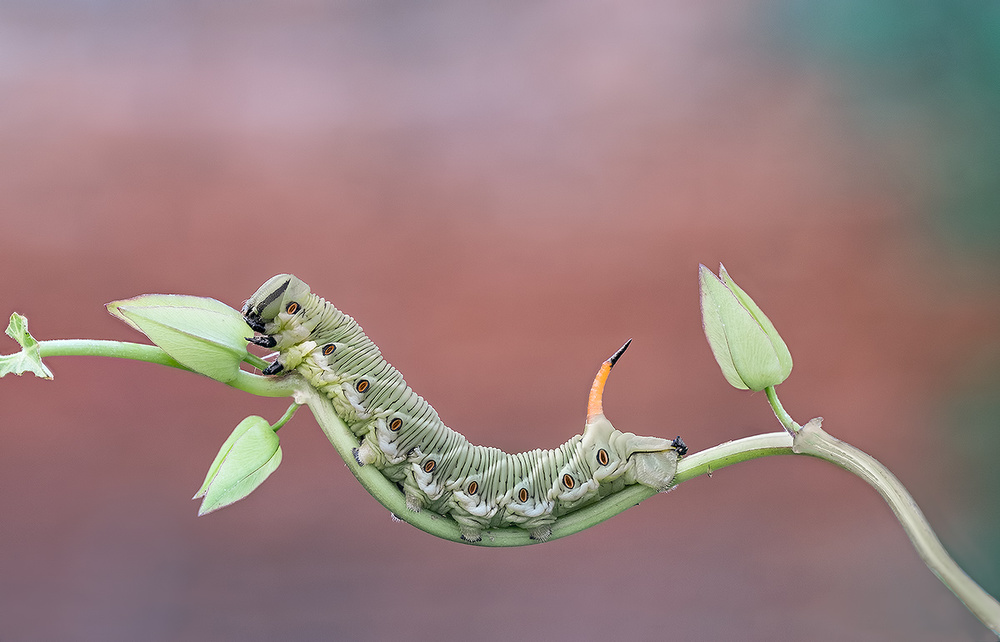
262 361 284 376
247 335 277 348
671 436 688 457
244 316 267 333
351 448 365 466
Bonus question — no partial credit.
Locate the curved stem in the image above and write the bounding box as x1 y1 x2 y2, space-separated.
793 418 1000 634
304 381 1000 633
270 402 301 432
25 337 1000 633
36 339 297 397
766 385 799 434
227 370 298 397
298 381 795 547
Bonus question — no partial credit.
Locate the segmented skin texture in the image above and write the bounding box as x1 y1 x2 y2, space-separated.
243 274 686 541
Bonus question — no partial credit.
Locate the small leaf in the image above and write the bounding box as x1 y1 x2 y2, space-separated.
196 416 282 515
0 313 54 379
107 295 251 383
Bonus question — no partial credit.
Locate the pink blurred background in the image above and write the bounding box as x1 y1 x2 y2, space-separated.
2 2 999 640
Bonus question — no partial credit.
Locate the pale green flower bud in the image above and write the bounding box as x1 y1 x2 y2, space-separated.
699 264 793 391
107 294 251 383
194 415 282 515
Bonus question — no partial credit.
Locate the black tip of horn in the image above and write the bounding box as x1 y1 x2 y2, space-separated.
608 339 632 367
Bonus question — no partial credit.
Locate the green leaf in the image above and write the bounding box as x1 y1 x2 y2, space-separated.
107 295 251 383
196 415 282 515
0 313 54 379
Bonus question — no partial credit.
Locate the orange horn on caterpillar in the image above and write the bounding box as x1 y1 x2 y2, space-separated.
587 339 631 420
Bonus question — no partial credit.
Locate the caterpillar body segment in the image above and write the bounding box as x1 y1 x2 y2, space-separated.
244 274 686 541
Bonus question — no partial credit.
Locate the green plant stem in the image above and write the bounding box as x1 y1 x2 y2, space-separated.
270 402 300 432
303 380 1000 632
793 418 1000 634
298 381 795 546
23 337 1000 633
36 339 295 397
765 385 799 434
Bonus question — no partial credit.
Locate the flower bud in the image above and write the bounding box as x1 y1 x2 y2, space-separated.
699 264 792 391
107 294 251 383
194 415 282 515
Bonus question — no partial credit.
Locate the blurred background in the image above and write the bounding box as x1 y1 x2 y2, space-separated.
2 1 999 640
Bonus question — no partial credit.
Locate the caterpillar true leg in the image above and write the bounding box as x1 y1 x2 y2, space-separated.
243 275 686 539
247 335 277 348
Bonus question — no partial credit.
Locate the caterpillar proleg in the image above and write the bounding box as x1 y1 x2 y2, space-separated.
244 274 686 541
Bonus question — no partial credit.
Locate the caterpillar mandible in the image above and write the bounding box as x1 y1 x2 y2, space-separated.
243 274 687 542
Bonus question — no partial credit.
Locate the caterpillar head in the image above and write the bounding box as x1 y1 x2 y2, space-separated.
243 274 311 333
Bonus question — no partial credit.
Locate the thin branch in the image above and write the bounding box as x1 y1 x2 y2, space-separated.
36 339 297 397
299 381 794 547
21 336 1000 635
793 418 1000 634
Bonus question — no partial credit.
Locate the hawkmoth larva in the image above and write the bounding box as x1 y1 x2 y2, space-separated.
243 274 687 542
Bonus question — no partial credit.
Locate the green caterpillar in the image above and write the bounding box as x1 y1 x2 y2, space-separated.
243 274 686 542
